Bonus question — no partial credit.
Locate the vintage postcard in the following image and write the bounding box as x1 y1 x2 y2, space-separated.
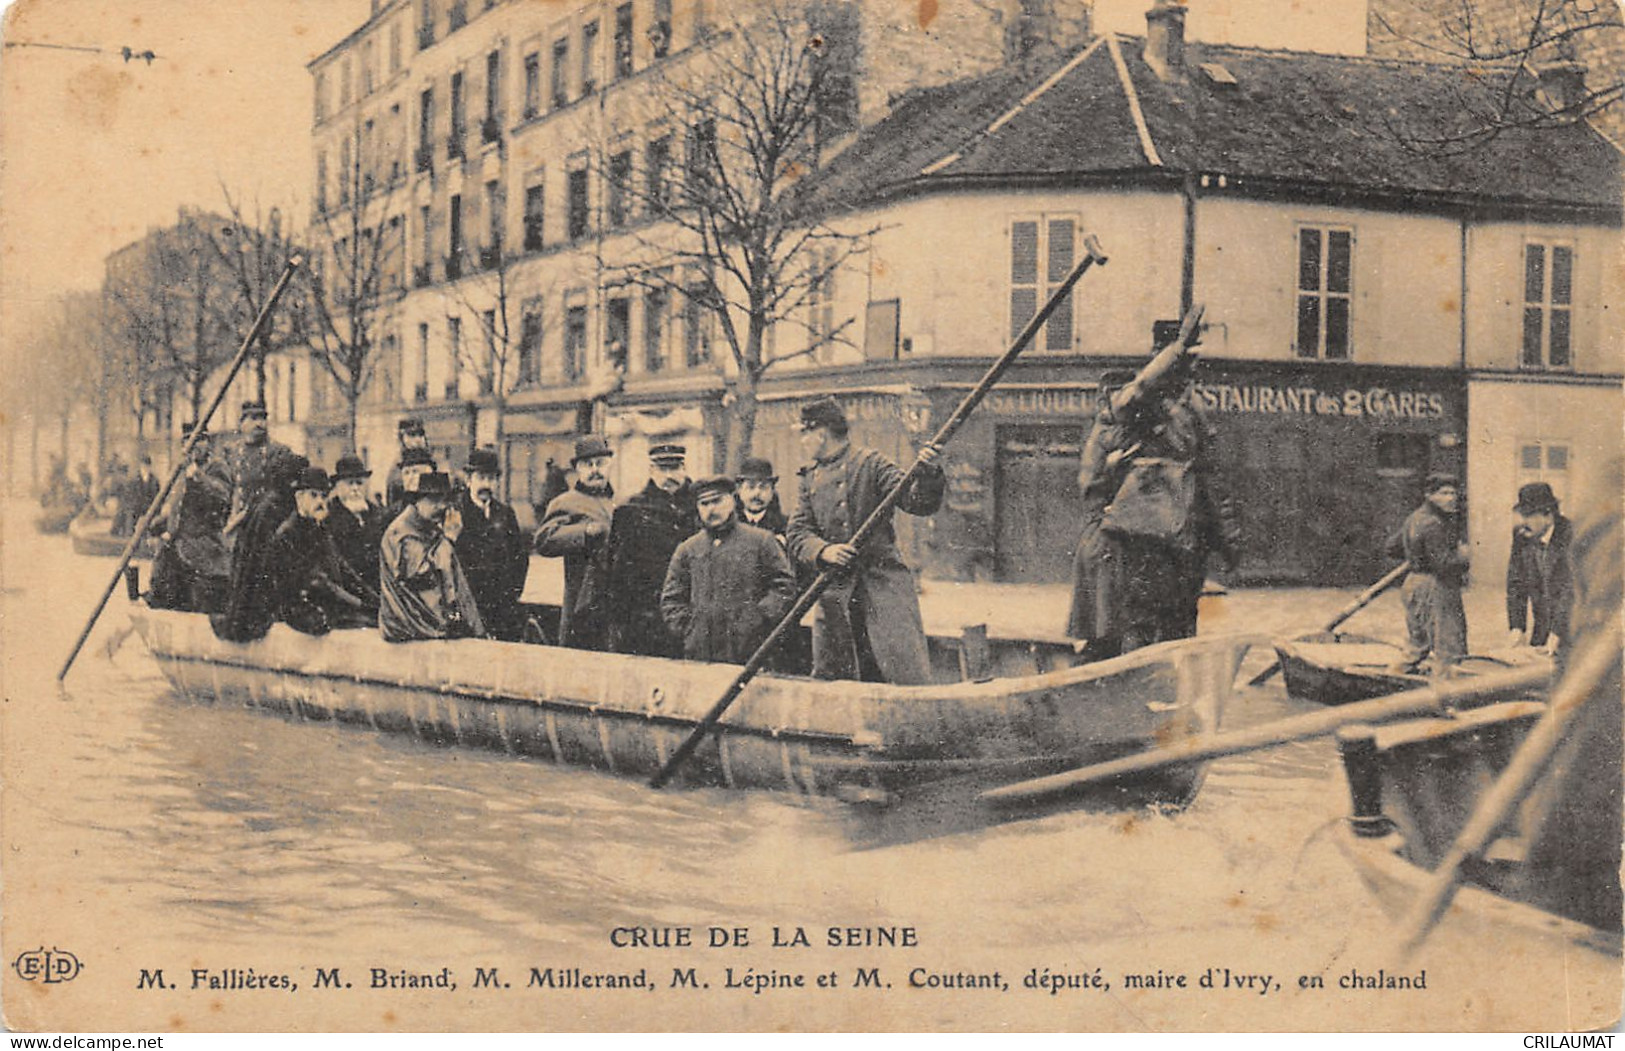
2 0 1620 1035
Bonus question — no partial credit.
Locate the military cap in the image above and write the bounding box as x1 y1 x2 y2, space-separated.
239 400 268 419
799 397 847 432
692 475 737 500
736 457 777 482
649 442 687 466
572 434 613 464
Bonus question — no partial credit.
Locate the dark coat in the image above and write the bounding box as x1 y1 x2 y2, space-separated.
378 505 486 642
785 444 945 684
604 481 699 658
224 438 294 536
534 483 615 649
210 479 299 643
1507 513 1575 647
661 520 797 664
454 492 530 640
324 496 386 601
150 460 233 612
266 513 374 635
1387 500 1470 667
1386 500 1469 585
113 471 161 536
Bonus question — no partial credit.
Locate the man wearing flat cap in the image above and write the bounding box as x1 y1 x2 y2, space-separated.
1386 470 1471 675
454 446 530 641
1506 481 1574 657
661 475 797 664
534 434 617 649
379 470 486 642
786 396 945 684
150 422 233 613
385 418 432 509
604 442 700 658
223 400 292 547
324 453 386 611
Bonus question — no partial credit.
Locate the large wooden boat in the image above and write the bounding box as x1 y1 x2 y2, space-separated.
1332 694 1622 971
1275 631 1543 706
127 606 1258 807
70 511 156 558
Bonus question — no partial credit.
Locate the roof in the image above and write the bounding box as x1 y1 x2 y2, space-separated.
806 34 1622 217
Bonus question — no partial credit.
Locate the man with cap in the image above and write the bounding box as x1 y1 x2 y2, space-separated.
212 447 309 642
534 435 617 649
379 470 487 642
1506 481 1575 657
222 400 293 546
325 453 386 610
266 466 376 636
603 442 700 658
150 423 233 613
661 475 797 664
785 397 945 684
1386 471 1472 675
1067 361 1238 657
454 446 530 641
384 418 431 509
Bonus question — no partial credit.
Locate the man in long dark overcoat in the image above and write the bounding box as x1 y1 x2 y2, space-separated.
222 401 292 548
1505 481 1575 657
534 435 616 649
323 453 385 611
785 397 944 685
661 476 797 664
454 446 530 641
150 423 233 613
269 466 376 636
211 448 307 642
603 442 699 658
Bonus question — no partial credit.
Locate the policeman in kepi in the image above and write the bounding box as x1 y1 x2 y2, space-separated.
785 397 944 685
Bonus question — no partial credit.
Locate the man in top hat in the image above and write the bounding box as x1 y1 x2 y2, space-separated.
266 466 376 636
379 470 486 642
603 442 700 658
150 422 233 613
212 447 309 642
534 434 616 649
1386 471 1472 675
1067 362 1238 657
325 453 385 610
223 400 292 545
385 418 431 509
785 397 945 684
1506 481 1575 657
736 457 788 538
453 446 530 641
661 475 797 665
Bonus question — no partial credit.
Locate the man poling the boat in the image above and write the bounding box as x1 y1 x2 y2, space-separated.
149 422 233 615
534 434 616 650
222 400 292 548
1386 471 1470 677
379 470 486 643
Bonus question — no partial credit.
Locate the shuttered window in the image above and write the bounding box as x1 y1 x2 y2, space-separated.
1009 216 1076 351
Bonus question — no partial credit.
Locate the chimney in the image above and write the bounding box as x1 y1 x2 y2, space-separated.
1532 60 1589 117
1145 0 1187 81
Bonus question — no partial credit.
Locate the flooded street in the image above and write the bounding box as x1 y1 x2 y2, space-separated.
0 505 1593 1031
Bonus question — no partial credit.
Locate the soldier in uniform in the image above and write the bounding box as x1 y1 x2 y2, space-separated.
453 447 530 641
661 476 797 664
384 418 431 508
324 453 385 613
534 435 616 650
1506 481 1575 658
150 423 233 613
603 443 699 658
222 400 292 547
1386 471 1471 676
785 397 944 685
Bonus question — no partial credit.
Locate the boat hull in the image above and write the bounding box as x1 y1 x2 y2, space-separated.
70 514 156 558
129 608 1254 806
1276 632 1540 706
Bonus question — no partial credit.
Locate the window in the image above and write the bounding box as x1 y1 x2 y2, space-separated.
387 215 405 288
447 317 463 398
614 3 634 79
286 360 298 422
608 150 632 228
417 87 435 171
567 167 590 240
362 40 376 95
645 134 671 213
807 252 835 360
315 152 328 214
651 0 672 58
523 181 545 251
448 193 463 276
644 282 669 372
1522 242 1573 369
1296 226 1352 359
419 0 435 49
605 295 630 373
1009 216 1076 351
519 298 543 385
417 204 433 285
389 22 402 72
685 118 716 195
523 51 540 118
339 138 353 205
684 283 712 367
315 72 329 122
581 20 600 97
1518 440 1571 506
416 323 431 401
551 38 570 110
449 71 466 157
485 49 501 128
864 299 900 361
341 57 353 106
564 304 588 381
484 180 503 261
481 309 499 394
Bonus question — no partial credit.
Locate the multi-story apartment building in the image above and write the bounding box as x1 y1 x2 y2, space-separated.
303 0 1621 588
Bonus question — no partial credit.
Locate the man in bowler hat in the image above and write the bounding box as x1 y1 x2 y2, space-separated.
1387 471 1471 675
454 446 531 641
379 470 486 642
325 453 385 610
534 434 617 649
785 396 944 684
1506 481 1575 657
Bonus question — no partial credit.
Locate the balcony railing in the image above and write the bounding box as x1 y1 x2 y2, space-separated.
414 144 434 173
481 116 502 145
417 25 435 50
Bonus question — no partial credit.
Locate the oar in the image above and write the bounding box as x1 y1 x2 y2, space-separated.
58 256 303 681
979 660 1552 808
1392 624 1621 962
648 234 1112 789
1247 561 1411 686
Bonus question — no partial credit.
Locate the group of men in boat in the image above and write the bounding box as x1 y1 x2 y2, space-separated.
146 395 951 685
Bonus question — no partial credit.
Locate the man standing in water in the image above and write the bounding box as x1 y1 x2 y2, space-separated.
1387 471 1471 676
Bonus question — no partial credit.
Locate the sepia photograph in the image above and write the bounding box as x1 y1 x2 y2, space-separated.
1 0 1620 1034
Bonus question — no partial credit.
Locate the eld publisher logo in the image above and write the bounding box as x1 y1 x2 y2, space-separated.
13 946 83 984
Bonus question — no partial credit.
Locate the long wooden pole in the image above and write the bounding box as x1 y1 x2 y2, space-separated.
979 660 1553 808
648 235 1111 789
1248 561 1411 686
1392 625 1621 961
58 256 303 681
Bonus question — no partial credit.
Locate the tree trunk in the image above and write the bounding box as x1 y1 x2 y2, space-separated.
725 378 759 475
346 392 359 456
253 336 268 404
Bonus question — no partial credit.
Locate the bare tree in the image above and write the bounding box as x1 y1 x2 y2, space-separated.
1369 0 1624 151
208 189 307 403
597 0 878 470
302 111 408 452
440 234 523 476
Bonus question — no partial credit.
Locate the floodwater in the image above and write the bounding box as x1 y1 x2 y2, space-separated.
1 504 1607 1032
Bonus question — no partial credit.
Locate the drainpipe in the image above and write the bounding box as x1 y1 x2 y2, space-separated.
1181 173 1198 316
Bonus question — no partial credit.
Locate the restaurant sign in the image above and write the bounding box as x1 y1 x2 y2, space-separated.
1190 382 1448 420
